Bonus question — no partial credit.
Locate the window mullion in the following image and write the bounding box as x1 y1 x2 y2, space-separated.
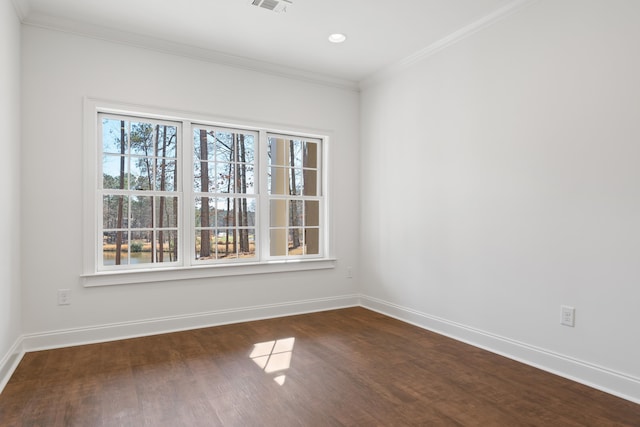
258 130 269 261
182 120 193 266
153 128 158 263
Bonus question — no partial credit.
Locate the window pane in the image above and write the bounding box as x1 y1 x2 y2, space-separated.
156 230 177 263
102 118 127 154
237 163 254 194
305 228 320 255
194 128 215 161
303 141 318 168
213 198 229 224
157 125 178 158
103 155 127 189
289 228 303 254
129 122 155 156
103 195 129 229
289 168 303 195
270 200 287 227
236 197 256 227
270 229 287 256
238 228 256 257
195 228 214 260
130 196 153 228
155 159 177 191
236 134 253 162
216 229 237 259
288 139 303 167
249 198 257 227
216 132 234 161
241 135 255 163
129 158 153 190
217 197 236 227
103 231 128 266
195 196 215 228
289 200 303 227
268 137 288 166
269 167 287 195
156 196 178 228
305 200 319 227
130 231 152 264
194 161 215 193
302 170 317 196
216 162 235 193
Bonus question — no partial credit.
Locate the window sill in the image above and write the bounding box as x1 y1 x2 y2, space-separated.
81 258 337 287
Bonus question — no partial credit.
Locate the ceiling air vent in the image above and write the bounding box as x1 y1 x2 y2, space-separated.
249 0 292 13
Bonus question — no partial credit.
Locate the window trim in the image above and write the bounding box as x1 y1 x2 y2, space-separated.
82 98 335 287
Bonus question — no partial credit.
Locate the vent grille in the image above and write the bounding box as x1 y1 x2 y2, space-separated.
249 0 292 13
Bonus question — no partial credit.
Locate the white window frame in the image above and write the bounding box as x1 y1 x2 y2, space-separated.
191 124 260 265
82 98 335 287
98 113 183 272
263 133 325 260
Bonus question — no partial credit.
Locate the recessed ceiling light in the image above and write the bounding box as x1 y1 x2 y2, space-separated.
328 33 347 44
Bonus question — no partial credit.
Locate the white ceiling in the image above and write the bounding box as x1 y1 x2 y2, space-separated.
14 0 522 87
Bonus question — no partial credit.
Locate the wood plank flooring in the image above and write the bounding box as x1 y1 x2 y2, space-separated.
1 307 638 426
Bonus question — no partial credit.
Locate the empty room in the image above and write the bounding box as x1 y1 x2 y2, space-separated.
1 0 639 425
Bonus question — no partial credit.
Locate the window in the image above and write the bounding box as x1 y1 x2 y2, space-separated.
267 135 322 257
192 126 257 262
84 100 333 285
100 115 181 269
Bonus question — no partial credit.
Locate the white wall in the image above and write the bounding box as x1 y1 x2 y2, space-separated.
14 0 640 404
360 0 640 401
0 0 22 388
20 26 359 342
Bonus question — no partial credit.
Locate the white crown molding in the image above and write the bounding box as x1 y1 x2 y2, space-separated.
359 0 539 89
10 0 29 20
16 0 538 92
360 295 640 405
20 12 360 92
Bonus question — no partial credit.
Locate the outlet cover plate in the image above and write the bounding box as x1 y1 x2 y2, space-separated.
561 305 575 327
58 289 71 305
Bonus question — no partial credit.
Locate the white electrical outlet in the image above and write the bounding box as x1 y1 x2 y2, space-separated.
58 289 72 305
561 305 575 327
347 267 353 278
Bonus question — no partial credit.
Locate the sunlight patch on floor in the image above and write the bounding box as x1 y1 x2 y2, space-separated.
250 337 295 386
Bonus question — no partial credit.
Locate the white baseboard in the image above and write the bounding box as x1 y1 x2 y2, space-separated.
0 337 24 394
1 295 358 394
21 294 360 353
6 294 639 405
360 295 640 405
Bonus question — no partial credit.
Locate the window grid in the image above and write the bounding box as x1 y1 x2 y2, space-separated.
193 126 258 263
95 109 326 273
99 114 181 270
267 135 323 258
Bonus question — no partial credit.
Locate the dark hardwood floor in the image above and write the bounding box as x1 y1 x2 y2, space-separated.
1 307 638 426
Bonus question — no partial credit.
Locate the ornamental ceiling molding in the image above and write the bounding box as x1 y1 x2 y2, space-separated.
359 0 539 90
